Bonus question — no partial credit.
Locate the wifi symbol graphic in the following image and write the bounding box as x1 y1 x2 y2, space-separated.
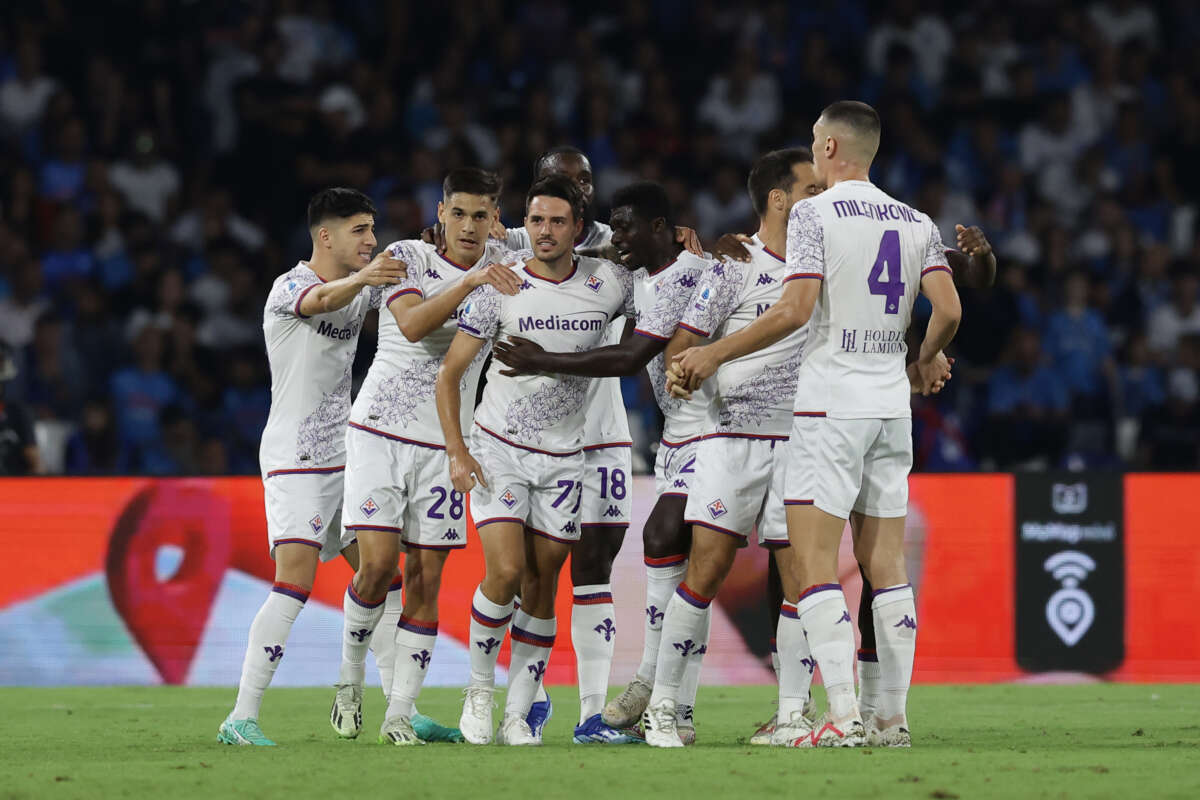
1043 551 1096 647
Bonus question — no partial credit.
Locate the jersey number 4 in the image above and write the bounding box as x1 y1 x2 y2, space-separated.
867 230 904 315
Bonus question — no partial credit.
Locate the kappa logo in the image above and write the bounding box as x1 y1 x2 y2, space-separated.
425 267 442 280
520 279 535 291
585 274 604 292
672 479 687 489
500 488 518 509
677 274 696 289
707 499 727 519
443 528 461 540
756 273 777 286
561 520 577 535
893 615 917 631
360 497 379 518
603 504 622 518
309 514 323 533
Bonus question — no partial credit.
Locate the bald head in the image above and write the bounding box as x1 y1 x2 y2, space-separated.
812 100 881 179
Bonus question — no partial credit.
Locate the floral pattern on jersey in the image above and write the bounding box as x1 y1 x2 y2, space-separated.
367 346 489 429
457 283 502 338
294 363 353 464
503 371 591 446
637 260 709 415
922 222 948 271
680 259 747 336
718 343 803 431
265 266 321 318
786 201 825 277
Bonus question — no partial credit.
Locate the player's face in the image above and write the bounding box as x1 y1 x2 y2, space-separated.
539 153 595 211
438 193 497 262
525 195 581 262
608 205 656 271
326 213 377 270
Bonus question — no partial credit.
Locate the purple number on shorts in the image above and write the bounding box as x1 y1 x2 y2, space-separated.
429 487 464 520
610 468 626 500
552 479 575 508
571 482 582 514
679 457 695 474
867 230 904 315
448 490 464 520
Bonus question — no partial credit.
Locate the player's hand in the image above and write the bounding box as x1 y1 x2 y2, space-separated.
493 336 547 376
489 217 508 241
420 223 448 252
469 262 522 295
955 224 992 259
355 252 408 286
448 448 487 492
666 360 693 400
577 243 621 262
711 233 754 262
671 345 719 391
911 353 954 396
676 226 704 257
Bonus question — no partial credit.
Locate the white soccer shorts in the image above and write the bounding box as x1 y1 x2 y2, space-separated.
263 468 351 562
341 424 468 551
580 445 632 528
653 437 701 498
784 415 913 520
467 425 585 543
684 435 789 548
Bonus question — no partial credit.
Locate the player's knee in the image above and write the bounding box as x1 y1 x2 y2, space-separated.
643 519 686 559
485 559 524 599
356 559 395 598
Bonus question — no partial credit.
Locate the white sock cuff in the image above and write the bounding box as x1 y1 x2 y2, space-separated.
795 583 845 616
471 586 515 626
644 556 687 582
512 609 557 638
871 583 914 608
573 583 613 602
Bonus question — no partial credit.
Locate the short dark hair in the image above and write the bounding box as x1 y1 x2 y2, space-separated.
442 167 502 202
526 173 584 221
307 187 376 229
534 145 587 176
611 181 672 226
819 100 881 140
747 147 813 216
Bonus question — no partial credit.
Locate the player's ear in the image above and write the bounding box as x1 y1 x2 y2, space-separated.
437 201 445 224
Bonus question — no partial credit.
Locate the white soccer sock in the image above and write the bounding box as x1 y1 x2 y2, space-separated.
797 584 858 721
857 649 881 719
775 602 814 719
648 583 710 708
770 637 781 682
571 584 616 723
338 583 386 686
371 576 404 697
231 583 308 720
635 555 687 684
871 583 917 724
386 614 438 721
505 610 556 718
468 586 513 687
677 591 711 712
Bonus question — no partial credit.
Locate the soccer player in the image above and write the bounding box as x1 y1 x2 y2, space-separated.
436 175 635 746
331 168 521 745
672 101 961 747
218 188 404 746
631 148 822 747
490 181 716 744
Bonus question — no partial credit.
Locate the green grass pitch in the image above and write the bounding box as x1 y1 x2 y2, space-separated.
2 685 1198 799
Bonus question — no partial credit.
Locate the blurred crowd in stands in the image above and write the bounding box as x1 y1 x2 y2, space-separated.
1 0 1198 475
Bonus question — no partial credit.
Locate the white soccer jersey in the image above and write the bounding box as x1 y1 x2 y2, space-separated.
349 239 507 447
679 235 804 438
506 221 630 447
458 255 635 455
787 180 948 419
259 262 382 477
632 250 715 444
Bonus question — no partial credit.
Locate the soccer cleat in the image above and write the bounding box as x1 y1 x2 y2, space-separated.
573 713 644 744
378 715 425 746
750 709 778 746
866 717 912 748
803 692 819 724
526 695 553 738
809 713 866 748
330 683 363 738
459 685 496 745
602 677 652 728
217 715 276 746
676 704 696 745
641 699 684 748
412 712 465 743
769 710 816 747
496 712 541 746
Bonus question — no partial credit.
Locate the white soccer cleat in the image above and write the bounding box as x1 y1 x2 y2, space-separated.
809 713 866 748
378 715 425 746
866 716 912 747
496 712 541 746
602 677 652 728
675 704 696 746
642 700 684 748
769 710 815 747
750 709 778 746
803 692 819 725
330 683 363 738
459 686 496 745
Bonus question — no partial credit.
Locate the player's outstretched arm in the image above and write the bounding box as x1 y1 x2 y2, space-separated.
436 331 489 492
672 277 818 390
916 269 962 395
389 264 521 343
492 328 664 378
945 224 996 289
297 252 406 316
